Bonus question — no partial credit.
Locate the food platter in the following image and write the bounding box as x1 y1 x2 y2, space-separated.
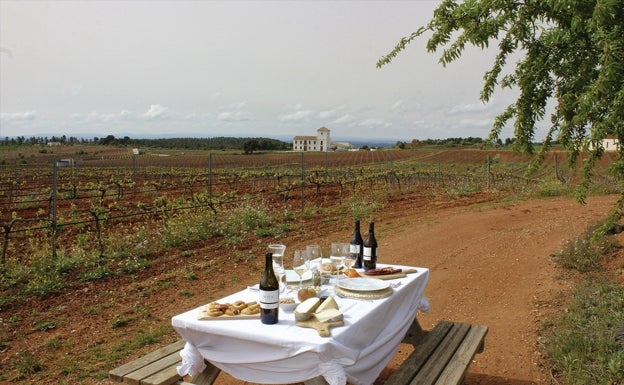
337 277 390 292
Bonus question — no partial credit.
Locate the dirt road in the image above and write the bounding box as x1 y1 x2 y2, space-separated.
377 194 618 385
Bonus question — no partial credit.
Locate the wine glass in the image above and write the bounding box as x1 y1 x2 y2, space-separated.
330 242 348 285
344 244 357 271
306 244 324 286
293 250 309 290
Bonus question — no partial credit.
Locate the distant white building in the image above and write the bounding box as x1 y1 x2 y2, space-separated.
293 127 331 152
589 136 620 152
602 136 619 152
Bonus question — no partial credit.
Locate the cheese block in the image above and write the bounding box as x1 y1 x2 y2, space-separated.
315 296 339 313
314 308 343 323
294 297 321 321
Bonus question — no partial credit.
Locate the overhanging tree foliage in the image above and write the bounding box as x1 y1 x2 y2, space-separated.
377 0 624 204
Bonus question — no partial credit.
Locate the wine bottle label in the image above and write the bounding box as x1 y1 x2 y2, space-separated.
259 290 279 309
350 244 359 254
363 246 373 260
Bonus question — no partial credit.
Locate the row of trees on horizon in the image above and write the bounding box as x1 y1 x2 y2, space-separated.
1 134 518 151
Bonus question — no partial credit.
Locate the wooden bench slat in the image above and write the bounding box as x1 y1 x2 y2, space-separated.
109 341 186 381
124 351 182 385
192 363 221 385
139 363 181 385
435 324 488 385
385 321 455 384
410 322 471 385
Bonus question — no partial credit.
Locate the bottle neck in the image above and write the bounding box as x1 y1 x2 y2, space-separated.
265 253 274 272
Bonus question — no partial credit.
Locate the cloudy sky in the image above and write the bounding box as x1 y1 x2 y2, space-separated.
0 0 538 142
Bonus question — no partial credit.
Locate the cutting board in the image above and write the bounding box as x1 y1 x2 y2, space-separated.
296 318 344 337
358 268 417 280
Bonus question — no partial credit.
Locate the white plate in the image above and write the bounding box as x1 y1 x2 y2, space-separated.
337 277 390 292
285 269 313 283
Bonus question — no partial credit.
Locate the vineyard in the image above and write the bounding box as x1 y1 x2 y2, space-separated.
1 143 623 384
0 145 620 305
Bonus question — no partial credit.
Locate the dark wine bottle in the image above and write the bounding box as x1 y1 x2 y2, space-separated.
362 222 377 271
259 252 279 324
350 220 364 268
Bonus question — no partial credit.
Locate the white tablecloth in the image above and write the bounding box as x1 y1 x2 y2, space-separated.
171 265 429 385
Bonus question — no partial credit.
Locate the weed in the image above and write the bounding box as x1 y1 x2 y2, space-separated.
552 221 619 272
133 326 168 348
547 280 624 384
83 305 102 315
111 315 131 328
534 181 571 198
45 336 61 349
16 349 43 377
81 265 113 281
135 332 160 347
118 257 149 274
348 192 386 220
32 320 56 332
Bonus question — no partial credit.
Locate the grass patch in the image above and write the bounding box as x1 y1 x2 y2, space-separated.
546 217 624 384
15 349 44 377
547 280 624 384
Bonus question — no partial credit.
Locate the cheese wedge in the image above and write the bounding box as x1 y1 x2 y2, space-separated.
294 297 321 321
314 308 343 323
315 296 339 313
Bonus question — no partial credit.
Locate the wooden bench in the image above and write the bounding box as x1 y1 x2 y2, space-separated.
110 319 487 385
390 320 488 385
108 340 220 385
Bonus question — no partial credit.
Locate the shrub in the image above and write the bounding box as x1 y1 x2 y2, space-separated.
552 221 619 272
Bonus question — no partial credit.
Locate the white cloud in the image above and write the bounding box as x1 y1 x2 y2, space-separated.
143 104 169 120
70 109 133 123
459 118 493 129
278 109 313 122
449 102 488 114
333 114 356 124
224 101 247 110
319 109 337 119
358 118 392 129
218 111 251 122
390 100 404 111
0 110 37 121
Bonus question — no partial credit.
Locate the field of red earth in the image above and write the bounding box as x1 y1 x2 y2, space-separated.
2 187 622 385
